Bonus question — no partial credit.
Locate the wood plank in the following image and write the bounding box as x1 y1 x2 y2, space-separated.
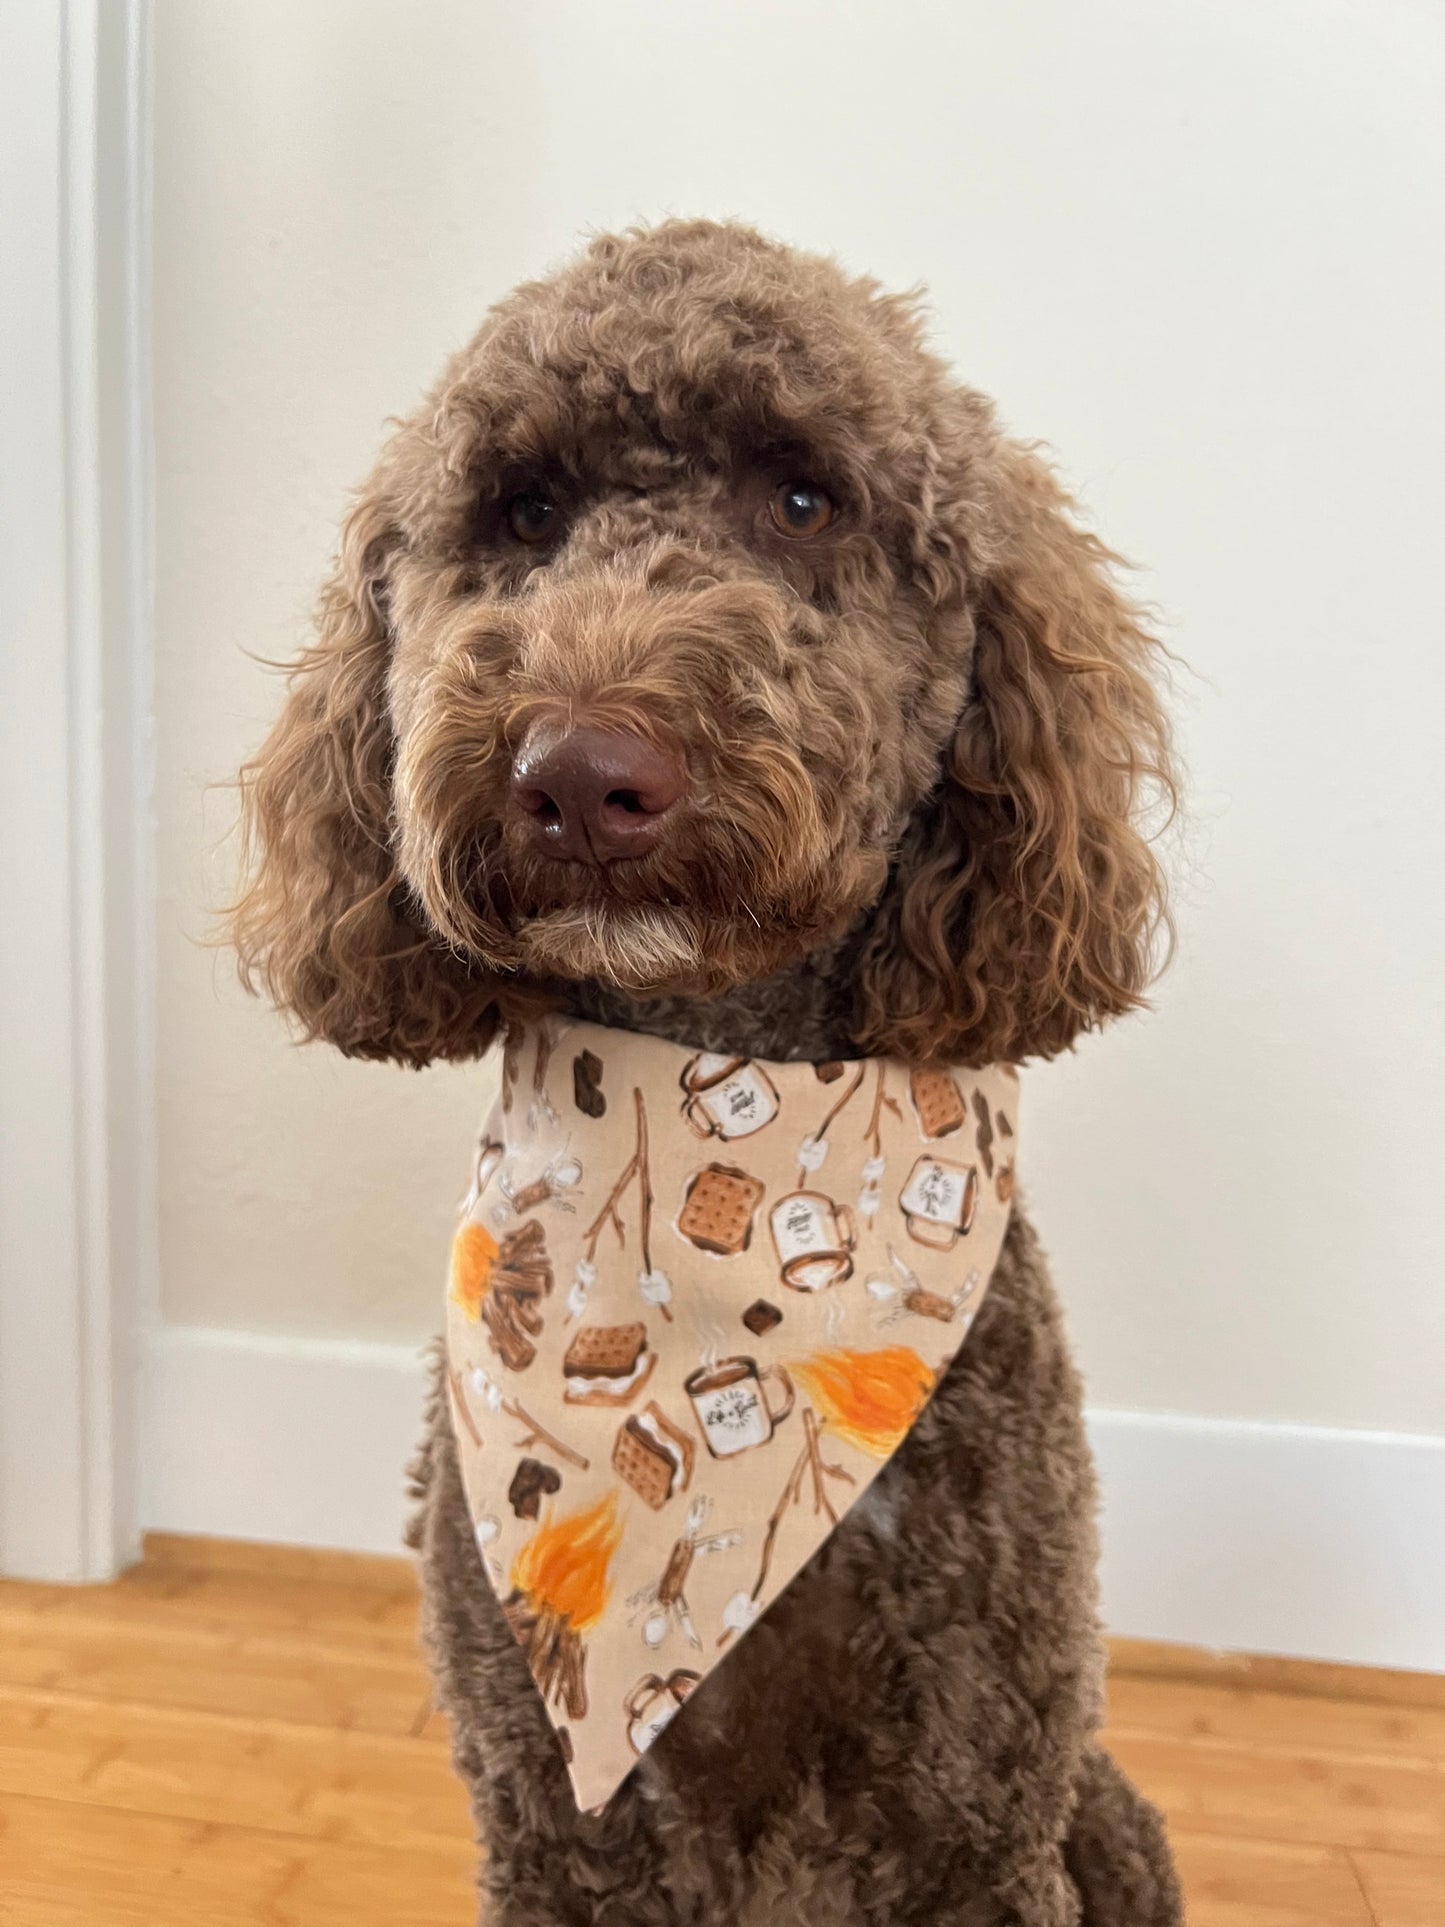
1350 1849 1445 1927
140 1532 418 1593
4 1538 1444 1925
418 1707 450 1745
1110 1638 1445 1712
0 1792 475 1927
117 1562 424 1642
0 1609 432 1737
1106 1673 1445 1766
1169 1829 1374 1926
1107 1726 1445 1855
0 1566 421 1651
0 1685 471 1855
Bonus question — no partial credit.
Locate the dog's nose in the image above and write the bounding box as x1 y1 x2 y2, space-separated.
511 723 687 862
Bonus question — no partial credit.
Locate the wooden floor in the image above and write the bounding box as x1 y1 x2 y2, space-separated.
1 1539 1441 1925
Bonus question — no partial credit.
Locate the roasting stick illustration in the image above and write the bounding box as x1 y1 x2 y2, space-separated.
500 1023 526 1112
525 1017 566 1128
720 1409 855 1648
447 1366 484 1450
864 1061 903 1161
869 1245 982 1328
449 1362 591 1470
629 1497 742 1650
793 1063 867 1186
632 1087 662 1309
573 1087 673 1321
504 1398 590 1471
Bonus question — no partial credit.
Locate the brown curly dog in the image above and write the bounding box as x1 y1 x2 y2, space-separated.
232 219 1182 1926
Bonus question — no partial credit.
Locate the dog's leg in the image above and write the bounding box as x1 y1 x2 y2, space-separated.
633 1207 1135 1927
831 1206 1099 1927
1064 1748 1181 1927
408 1208 1182 1927
412 1355 687 1926
806 1206 1176 1927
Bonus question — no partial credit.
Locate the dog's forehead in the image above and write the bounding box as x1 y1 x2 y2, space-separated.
442 225 940 482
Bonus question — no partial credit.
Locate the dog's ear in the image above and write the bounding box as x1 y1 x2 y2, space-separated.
230 494 499 1065
856 439 1175 1065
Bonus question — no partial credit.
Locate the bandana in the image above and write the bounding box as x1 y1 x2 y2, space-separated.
444 1018 1018 1811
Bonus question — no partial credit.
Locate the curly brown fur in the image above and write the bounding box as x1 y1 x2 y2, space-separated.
232 218 1171 1067
414 1211 1178 1925
233 219 1180 1921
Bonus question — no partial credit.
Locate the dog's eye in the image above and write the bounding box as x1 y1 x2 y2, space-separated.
769 481 834 539
505 488 558 545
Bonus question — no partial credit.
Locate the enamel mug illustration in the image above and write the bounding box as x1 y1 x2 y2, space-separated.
625 1670 701 1756
899 1156 979 1249
684 1356 795 1458
769 1189 856 1292
680 1054 780 1140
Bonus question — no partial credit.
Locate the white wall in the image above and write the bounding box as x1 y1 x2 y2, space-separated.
150 0 1445 1583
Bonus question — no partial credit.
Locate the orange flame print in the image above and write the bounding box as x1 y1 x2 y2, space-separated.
511 1493 622 1634
792 1346 935 1459
449 1221 499 1322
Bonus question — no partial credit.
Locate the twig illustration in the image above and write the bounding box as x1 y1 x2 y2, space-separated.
503 1398 590 1471
502 1150 581 1215
534 1022 558 1096
801 1407 854 1522
818 1064 867 1140
580 1108 639 1256
574 1087 672 1321
528 1021 561 1128
448 1366 483 1450
634 1087 654 1277
726 1407 855 1640
629 1497 740 1650
500 1023 525 1113
794 1064 866 1185
972 1089 995 1178
865 1063 903 1160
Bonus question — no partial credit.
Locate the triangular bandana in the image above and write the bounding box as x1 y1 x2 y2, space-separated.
444 1019 1018 1810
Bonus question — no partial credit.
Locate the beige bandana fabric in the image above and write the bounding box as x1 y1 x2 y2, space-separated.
444 1019 1019 1811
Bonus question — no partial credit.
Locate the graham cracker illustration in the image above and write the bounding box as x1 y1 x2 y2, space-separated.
677 1163 765 1256
909 1068 968 1140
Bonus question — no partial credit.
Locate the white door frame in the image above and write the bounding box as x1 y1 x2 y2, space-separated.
0 0 153 1581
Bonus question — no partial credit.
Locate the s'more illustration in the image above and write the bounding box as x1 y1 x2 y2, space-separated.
562 1323 658 1407
611 1401 696 1510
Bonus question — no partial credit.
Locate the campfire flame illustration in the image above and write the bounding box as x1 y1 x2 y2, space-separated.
792 1346 934 1459
449 1221 499 1321
512 1493 621 1634
505 1493 622 1721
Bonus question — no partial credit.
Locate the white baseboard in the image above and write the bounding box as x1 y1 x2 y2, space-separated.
140 1326 1445 1674
1088 1408 1445 1674
140 1326 430 1558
